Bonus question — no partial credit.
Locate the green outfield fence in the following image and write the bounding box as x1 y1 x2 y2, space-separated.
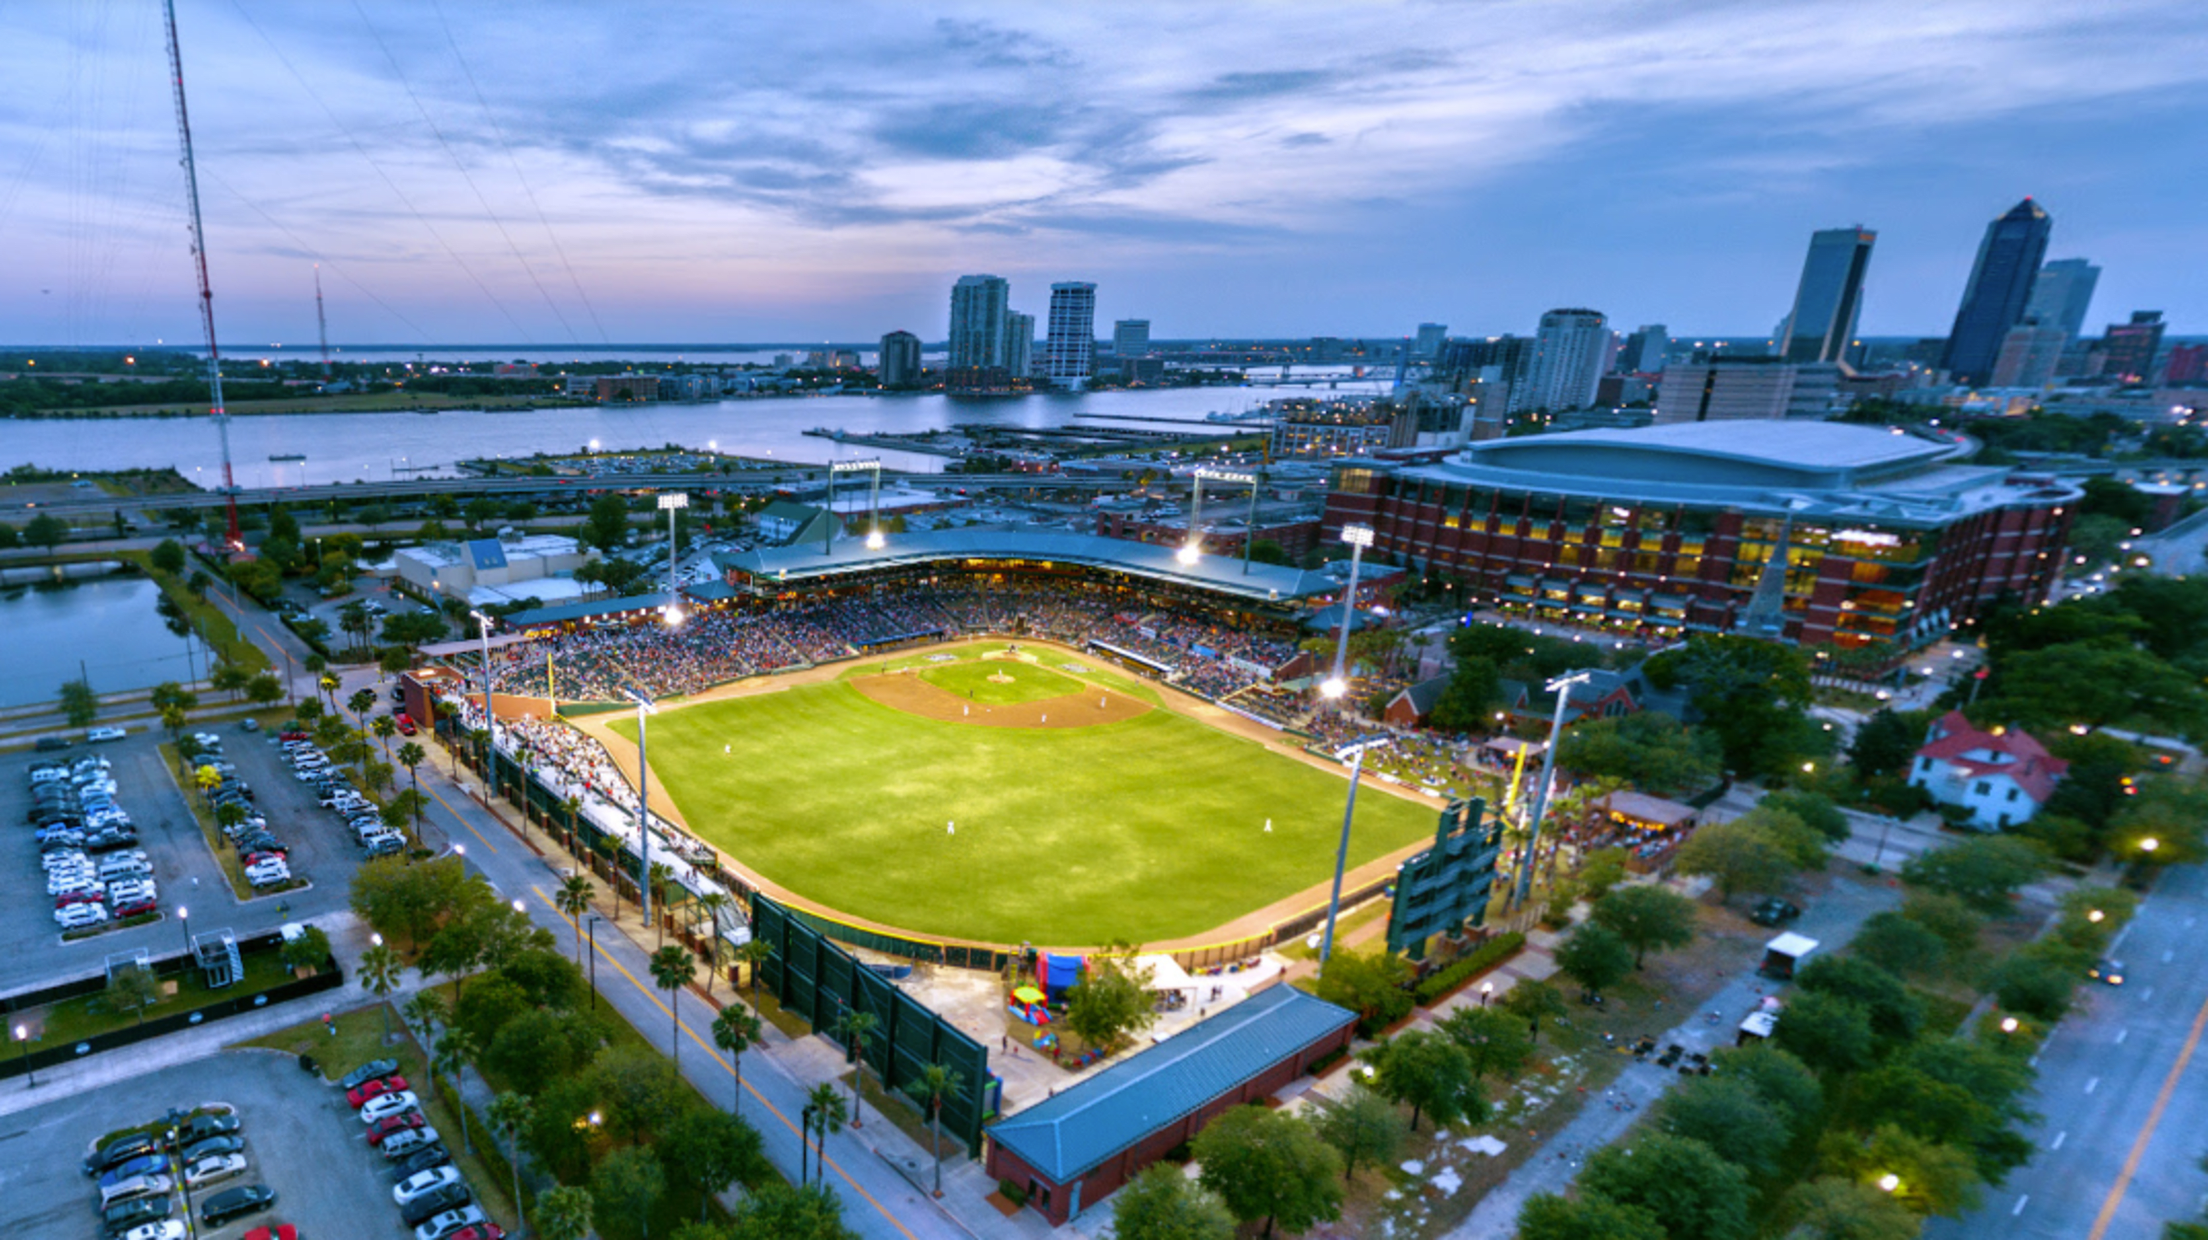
753 894 998 1156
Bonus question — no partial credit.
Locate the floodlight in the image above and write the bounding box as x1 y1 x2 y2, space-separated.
1340 524 1374 548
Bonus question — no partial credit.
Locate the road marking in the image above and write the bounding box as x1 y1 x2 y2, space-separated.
2114 926 2133 950
2116 1028 2128 1045
424 781 499 854
2086 990 2208 1240
529 885 920 1240
2144 987 2155 1001
2085 1077 2099 1094
2164 950 2176 964
2051 1131 2067 1150
2013 1195 2029 1216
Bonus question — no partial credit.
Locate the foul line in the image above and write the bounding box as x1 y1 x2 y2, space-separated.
529 886 919 1240
2087 991 2208 1239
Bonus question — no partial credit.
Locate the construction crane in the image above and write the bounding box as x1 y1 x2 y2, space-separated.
163 0 240 549
314 265 332 381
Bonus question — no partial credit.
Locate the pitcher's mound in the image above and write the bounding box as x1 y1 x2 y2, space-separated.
851 673 1151 728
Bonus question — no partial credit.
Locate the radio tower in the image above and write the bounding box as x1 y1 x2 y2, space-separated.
314 266 332 381
163 0 240 549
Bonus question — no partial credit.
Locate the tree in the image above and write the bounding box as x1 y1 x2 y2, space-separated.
402 989 449 1041
722 1182 858 1240
485 1008 602 1096
1112 1163 1237 1240
558 873 597 969
593 1144 668 1240
1796 956 1922 1046
1555 922 1633 997
1192 1104 1344 1239
1578 848 1630 902
735 939 773 1000
1501 978 1569 1044
107 965 160 1024
1772 990 1876 1076
1901 836 2046 915
1655 1075 1790 1178
349 852 472 949
361 942 403 1044
246 672 283 707
1991 643 2208 738
464 497 502 532
1777 1176 1922 1240
58 677 99 728
1849 708 1929 780
1590 884 1698 969
1363 1029 1479 1132
23 512 69 549
1578 1132 1753 1240
383 609 449 650
650 943 698 1063
583 494 634 553
911 1062 961 1197
1819 1123 1982 1218
1515 1193 1665 1240
1851 911 1947 980
536 1184 595 1240
1312 947 1416 1034
1558 711 1724 797
149 537 188 575
1439 1005 1534 1083
1991 944 2084 1022
1426 655 1502 732
833 1007 879 1126
279 924 333 974
1708 1042 1822 1134
210 660 251 702
434 1029 481 1154
487 1092 535 1237
1063 949 1160 1053
1675 816 1796 902
661 1108 766 1221
1648 633 1823 780
1764 789 1850 844
802 1081 847 1188
594 1050 685 1145
1312 1084 1407 1181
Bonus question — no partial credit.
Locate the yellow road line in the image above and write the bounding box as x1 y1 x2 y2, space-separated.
529 886 920 1240
425 781 500 854
2087 991 2208 1239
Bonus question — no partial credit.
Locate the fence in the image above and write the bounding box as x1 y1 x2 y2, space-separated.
753 894 995 1156
0 933 343 1080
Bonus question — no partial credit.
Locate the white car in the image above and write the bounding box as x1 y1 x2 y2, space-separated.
183 1152 248 1189
393 1165 463 1206
122 1221 187 1240
413 1204 485 1240
361 1091 422 1124
87 726 128 743
244 863 292 886
57 903 109 929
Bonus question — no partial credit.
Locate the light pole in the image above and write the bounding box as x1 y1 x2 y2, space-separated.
1319 525 1375 702
585 915 600 1010
658 493 688 627
626 691 658 931
469 609 499 805
1515 669 1592 909
177 906 190 957
13 1024 31 1087
1319 734 1392 966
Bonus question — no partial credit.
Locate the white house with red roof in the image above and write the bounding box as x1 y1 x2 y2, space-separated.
1908 710 2068 830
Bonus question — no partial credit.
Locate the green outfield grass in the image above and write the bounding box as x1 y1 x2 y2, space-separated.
612 676 1440 945
918 659 1083 704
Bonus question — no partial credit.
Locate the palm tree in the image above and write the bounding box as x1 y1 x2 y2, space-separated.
348 686 377 723
396 741 428 835
913 1063 964 1198
402 989 448 1039
434 1029 481 1154
338 599 373 654
804 1082 847 1187
647 862 676 947
372 713 397 763
535 1185 593 1240
648 945 697 1064
487 1091 535 1236
835 1008 880 1128
361 943 404 1045
734 939 773 1002
556 874 596 969
559 795 583 847
711 1006 764 1117
694 892 733 989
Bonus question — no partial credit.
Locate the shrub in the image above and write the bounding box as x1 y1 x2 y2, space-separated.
1415 933 1527 1005
997 1178 1027 1207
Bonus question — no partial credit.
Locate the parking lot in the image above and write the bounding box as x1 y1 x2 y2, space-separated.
0 725 359 996
10 1050 413 1238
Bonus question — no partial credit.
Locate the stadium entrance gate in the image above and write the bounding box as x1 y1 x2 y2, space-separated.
752 893 998 1156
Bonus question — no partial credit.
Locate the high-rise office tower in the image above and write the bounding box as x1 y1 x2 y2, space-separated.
1941 198 2053 386
1112 319 1151 357
1989 321 2067 388
1044 282 1097 389
1002 312 1034 378
1780 227 1875 364
1413 322 1449 360
1617 324 1669 374
1515 308 1609 412
2100 311 2166 384
947 275 1010 371
2026 258 2100 340
2165 345 2207 385
878 330 922 389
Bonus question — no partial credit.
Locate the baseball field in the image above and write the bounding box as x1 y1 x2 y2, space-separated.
606 644 1440 946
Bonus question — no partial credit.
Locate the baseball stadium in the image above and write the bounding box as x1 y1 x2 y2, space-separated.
447 530 1460 956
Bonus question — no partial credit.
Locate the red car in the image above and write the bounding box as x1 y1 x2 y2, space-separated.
346 1075 409 1108
111 897 158 918
244 1226 299 1240
394 713 417 736
243 849 289 867
279 731 308 743
55 890 103 909
366 1111 427 1145
449 1227 506 1240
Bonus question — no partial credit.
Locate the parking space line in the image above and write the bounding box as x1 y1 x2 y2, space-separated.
528 885 919 1240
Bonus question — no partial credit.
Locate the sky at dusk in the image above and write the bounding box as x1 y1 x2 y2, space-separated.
3 0 2205 348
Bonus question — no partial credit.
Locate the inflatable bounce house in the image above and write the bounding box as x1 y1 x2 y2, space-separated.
1007 985 1052 1026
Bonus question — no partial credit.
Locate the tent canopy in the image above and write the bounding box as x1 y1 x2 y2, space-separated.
1135 954 1195 994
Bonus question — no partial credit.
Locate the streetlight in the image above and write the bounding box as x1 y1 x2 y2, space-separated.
2087 909 2104 923
585 914 600 1010
626 692 659 933
2141 837 2160 854
1878 1173 1900 1193
13 1024 31 1087
2000 1016 2020 1034
1480 981 1494 1007
470 609 500 805
1319 525 1374 701
658 493 688 626
1318 734 1392 966
177 906 190 955
1516 669 1593 908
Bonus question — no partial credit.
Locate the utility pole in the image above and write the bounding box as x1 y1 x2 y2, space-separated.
163 0 241 550
314 266 332 381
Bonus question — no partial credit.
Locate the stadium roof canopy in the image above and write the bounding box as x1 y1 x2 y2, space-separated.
504 591 673 629
1375 422 2077 528
715 529 1341 604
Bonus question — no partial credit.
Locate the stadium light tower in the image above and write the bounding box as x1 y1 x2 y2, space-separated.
658 493 688 627
1319 734 1392 965
626 691 659 927
1514 669 1593 907
830 459 884 553
469 609 500 805
1319 524 1375 700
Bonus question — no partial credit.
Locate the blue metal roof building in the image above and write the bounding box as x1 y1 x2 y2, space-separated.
984 985 1356 1224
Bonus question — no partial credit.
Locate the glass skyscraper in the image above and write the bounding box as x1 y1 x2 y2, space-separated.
2025 257 2100 340
1940 199 2053 386
1044 282 1097 389
1780 227 1875 364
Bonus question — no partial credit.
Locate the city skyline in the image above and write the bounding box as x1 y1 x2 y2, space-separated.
4 1 2206 346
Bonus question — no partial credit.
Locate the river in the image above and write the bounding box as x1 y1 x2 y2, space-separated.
3 377 1387 486
0 575 197 708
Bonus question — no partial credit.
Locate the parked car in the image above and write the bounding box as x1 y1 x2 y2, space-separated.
119 1219 185 1240
340 1058 401 1090
99 1173 174 1208
57 903 111 929
85 1132 160 1176
171 1111 242 1147
242 1227 299 1240
183 1152 249 1189
87 726 128 743
181 1134 245 1164
1748 897 1803 927
402 1183 474 1229
367 1110 429 1144
414 1204 488 1240
362 1092 423 1125
99 1194 172 1237
395 713 418 735
97 1154 168 1188
388 1143 453 1182
349 1075 410 1108
200 1184 277 1226
379 1126 441 1159
394 1165 464 1206
443 1226 506 1240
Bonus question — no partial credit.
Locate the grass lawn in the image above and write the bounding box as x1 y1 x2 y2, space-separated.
612 671 1439 945
32 949 302 1045
917 659 1083 705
